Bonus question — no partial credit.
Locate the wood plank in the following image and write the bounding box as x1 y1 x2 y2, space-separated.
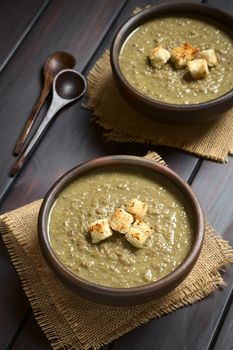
196 0 233 346
214 297 233 350
0 237 29 350
0 0 49 72
10 314 52 350
0 0 127 349
0 2 50 348
192 159 233 350
206 0 233 12
11 313 114 350
119 143 199 182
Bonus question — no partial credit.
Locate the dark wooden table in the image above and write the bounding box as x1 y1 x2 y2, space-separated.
1 0 233 349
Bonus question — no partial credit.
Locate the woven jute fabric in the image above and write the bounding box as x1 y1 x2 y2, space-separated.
1 152 233 350
85 51 233 162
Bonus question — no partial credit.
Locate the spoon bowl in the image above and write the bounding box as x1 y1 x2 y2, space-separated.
44 52 76 84
55 70 87 100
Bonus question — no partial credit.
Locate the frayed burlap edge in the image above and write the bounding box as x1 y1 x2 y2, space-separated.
1 152 233 350
85 51 233 162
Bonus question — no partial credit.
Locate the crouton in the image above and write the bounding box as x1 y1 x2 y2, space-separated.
149 46 170 69
125 220 152 248
132 219 152 237
89 218 112 244
109 208 134 234
188 58 209 80
200 49 218 67
127 198 148 220
170 42 198 69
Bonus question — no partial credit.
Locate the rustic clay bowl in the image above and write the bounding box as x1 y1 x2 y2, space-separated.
110 3 233 124
38 155 204 305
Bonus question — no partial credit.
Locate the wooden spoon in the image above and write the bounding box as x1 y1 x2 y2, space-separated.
10 69 87 177
13 51 76 156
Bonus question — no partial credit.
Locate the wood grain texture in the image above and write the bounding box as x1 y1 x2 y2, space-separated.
0 1 49 348
0 0 49 72
206 0 233 12
11 314 52 350
214 295 233 350
191 159 233 350
119 143 199 182
193 1 233 346
0 238 29 350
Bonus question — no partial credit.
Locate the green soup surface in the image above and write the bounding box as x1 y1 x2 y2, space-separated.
49 169 194 288
119 16 233 104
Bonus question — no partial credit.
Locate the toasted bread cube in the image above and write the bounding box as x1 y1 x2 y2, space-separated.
188 59 209 80
149 46 170 69
170 43 198 69
132 219 152 237
126 220 152 248
110 208 134 234
127 198 148 220
200 49 218 67
89 218 112 244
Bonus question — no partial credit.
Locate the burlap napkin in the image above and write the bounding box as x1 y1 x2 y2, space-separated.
1 152 233 350
85 51 233 162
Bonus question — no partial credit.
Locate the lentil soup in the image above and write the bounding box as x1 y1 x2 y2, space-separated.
48 168 194 288
119 16 233 104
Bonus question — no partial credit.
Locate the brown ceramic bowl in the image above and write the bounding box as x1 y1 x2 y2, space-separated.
110 3 233 124
38 155 204 305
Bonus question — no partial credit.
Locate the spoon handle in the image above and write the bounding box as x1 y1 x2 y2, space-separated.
13 84 51 156
10 100 61 177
